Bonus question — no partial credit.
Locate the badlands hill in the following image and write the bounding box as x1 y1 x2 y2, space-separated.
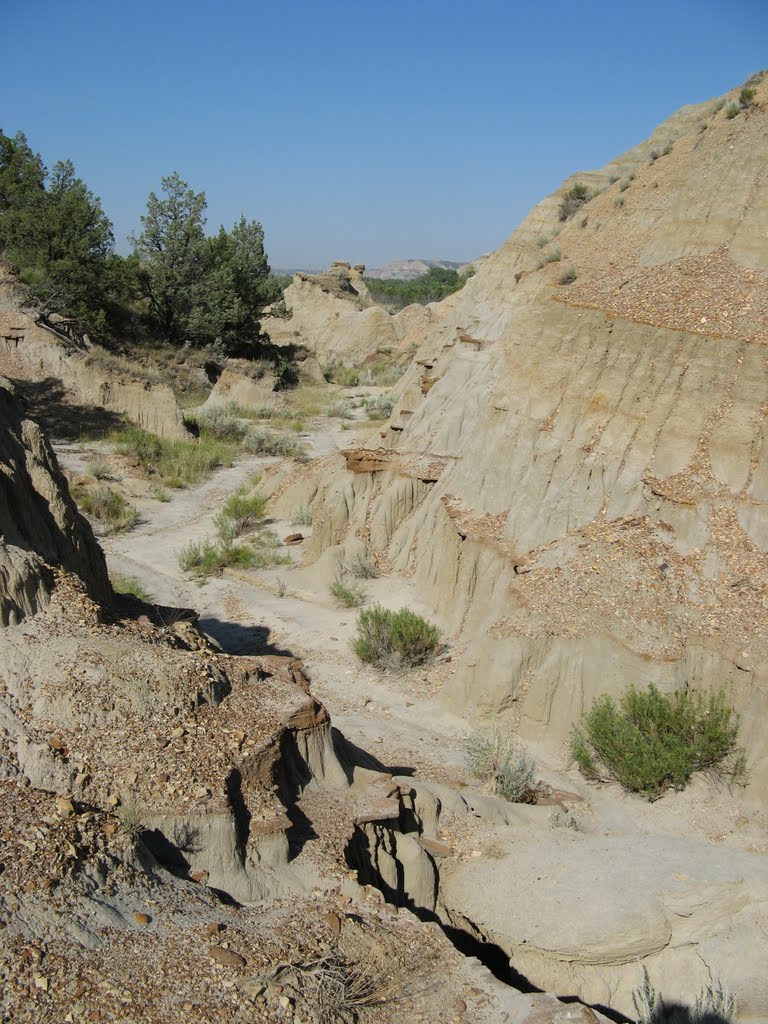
365 260 470 281
2 75 768 1024
278 75 768 781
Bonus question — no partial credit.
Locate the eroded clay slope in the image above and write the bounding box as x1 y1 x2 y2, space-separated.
0 268 188 439
278 79 768 794
0 374 110 623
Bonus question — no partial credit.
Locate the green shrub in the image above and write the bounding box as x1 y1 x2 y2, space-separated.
725 103 740 120
739 86 757 108
463 726 536 802
330 576 366 608
215 490 267 536
571 684 746 800
352 605 440 669
557 267 578 285
73 485 138 534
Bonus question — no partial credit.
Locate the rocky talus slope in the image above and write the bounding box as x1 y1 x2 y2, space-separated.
263 79 768 1018
0 377 606 1019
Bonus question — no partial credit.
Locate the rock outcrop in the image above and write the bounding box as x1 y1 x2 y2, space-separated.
269 260 402 365
0 375 110 624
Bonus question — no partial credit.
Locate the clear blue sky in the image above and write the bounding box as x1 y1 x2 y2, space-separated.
4 0 766 270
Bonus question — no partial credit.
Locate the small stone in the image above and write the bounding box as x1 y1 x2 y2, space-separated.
106 794 119 808
171 726 185 740
190 869 210 884
322 911 342 938
278 995 293 1009
207 922 224 935
33 975 49 991
134 912 151 925
48 736 65 752
55 797 75 818
208 945 246 969
455 999 467 1014
470 849 482 858
284 533 303 544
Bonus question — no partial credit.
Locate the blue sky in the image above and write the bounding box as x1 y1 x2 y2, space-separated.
4 0 766 269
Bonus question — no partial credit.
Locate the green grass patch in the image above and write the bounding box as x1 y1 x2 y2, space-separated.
571 684 746 800
72 485 138 534
111 574 152 602
112 425 238 486
330 577 367 608
352 605 440 669
178 538 258 579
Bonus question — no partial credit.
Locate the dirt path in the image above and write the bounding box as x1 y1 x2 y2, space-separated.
58 422 472 785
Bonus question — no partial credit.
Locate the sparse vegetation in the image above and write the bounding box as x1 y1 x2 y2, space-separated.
329 399 354 419
615 196 626 208
739 86 757 109
242 427 305 459
187 406 248 442
463 725 536 802
725 103 740 120
632 967 735 1024
214 490 267 536
363 394 396 420
537 248 562 269
329 576 367 608
352 605 440 669
87 457 113 480
73 484 138 534
557 267 578 285
111 574 152 602
571 684 746 800
178 538 258 579
291 504 313 527
619 179 631 192
113 425 239 486
116 799 146 842
559 182 592 221
343 551 380 579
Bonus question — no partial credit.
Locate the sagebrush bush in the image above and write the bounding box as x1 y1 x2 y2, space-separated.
463 726 536 802
189 407 248 441
571 684 746 800
364 394 396 419
633 967 735 1023
559 183 591 221
243 427 304 458
352 605 440 669
557 267 578 285
291 504 313 527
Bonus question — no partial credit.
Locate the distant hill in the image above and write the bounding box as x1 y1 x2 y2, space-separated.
364 258 472 280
